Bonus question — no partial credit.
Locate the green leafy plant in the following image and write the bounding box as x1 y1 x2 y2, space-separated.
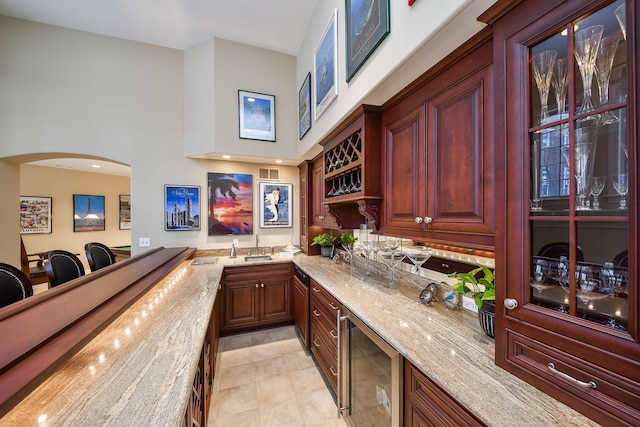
449 264 495 308
311 233 337 247
339 232 358 246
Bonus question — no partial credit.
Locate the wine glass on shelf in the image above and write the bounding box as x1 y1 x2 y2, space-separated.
530 257 554 304
574 26 604 116
595 34 621 125
612 173 628 209
589 176 606 210
405 246 432 274
551 57 569 119
615 4 626 41
562 142 595 210
327 178 337 197
530 50 557 125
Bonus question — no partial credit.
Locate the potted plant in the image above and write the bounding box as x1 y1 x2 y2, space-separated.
311 233 337 257
339 232 358 247
449 264 496 338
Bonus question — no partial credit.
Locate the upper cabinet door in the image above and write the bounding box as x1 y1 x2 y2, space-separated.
490 0 639 424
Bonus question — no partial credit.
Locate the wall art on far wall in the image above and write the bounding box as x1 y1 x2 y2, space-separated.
164 185 200 231
346 0 390 82
238 90 276 141
298 72 312 139
119 194 131 230
73 194 105 232
208 173 253 235
20 196 52 234
314 8 338 120
259 182 292 228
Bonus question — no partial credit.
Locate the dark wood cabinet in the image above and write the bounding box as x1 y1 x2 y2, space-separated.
311 154 340 229
298 160 310 254
380 29 495 251
404 360 485 427
485 0 639 425
221 263 293 333
293 275 310 348
309 278 342 395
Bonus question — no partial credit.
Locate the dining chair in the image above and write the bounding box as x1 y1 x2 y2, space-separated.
0 262 34 308
45 250 85 287
84 242 116 271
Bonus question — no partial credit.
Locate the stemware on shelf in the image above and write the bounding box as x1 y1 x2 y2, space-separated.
612 173 628 209
594 34 621 125
574 25 604 116
405 246 432 274
589 176 606 209
551 57 569 119
562 142 594 210
614 3 626 41
531 140 542 210
531 50 557 125
530 257 554 304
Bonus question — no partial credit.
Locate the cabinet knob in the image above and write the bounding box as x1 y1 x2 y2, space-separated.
255 283 259 288
504 298 519 310
414 217 423 224
424 216 433 224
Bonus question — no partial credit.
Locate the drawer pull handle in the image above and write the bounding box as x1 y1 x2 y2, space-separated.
547 363 596 389
313 287 321 293
329 366 338 377
313 309 322 317
313 339 320 348
255 283 259 288
330 330 338 339
329 302 339 310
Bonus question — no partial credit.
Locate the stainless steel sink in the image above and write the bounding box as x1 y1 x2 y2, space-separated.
243 255 273 262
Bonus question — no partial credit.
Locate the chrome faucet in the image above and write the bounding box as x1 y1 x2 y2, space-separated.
255 234 260 254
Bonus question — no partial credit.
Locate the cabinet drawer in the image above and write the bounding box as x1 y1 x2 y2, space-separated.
223 263 292 282
310 280 342 320
405 360 485 427
505 329 640 426
310 298 339 351
310 323 339 393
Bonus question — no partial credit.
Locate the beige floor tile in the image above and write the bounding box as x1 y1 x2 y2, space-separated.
217 382 258 418
253 355 291 380
279 336 306 354
282 349 317 372
258 398 306 427
217 345 254 368
218 361 256 390
256 373 296 405
298 387 339 424
221 332 252 351
251 340 282 362
211 408 261 427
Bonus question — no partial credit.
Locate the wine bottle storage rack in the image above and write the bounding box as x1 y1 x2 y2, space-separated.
324 129 362 176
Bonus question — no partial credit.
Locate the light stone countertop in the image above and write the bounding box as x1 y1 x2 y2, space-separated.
1 251 600 427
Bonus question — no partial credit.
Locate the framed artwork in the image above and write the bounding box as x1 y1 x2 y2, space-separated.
207 173 253 235
164 185 201 231
346 0 390 82
314 8 338 120
298 72 312 139
238 90 276 141
119 194 131 230
73 194 105 232
20 196 52 234
259 182 292 228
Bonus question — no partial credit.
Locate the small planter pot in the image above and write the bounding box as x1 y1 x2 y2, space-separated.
477 301 496 338
320 245 333 257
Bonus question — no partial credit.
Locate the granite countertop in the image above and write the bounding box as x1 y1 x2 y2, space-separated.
1 251 599 426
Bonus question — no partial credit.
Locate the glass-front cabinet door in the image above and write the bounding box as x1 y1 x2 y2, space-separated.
528 0 630 330
491 0 639 424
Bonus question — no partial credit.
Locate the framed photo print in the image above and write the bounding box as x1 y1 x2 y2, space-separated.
164 185 201 231
298 72 312 139
314 8 338 120
238 90 276 141
208 173 253 235
119 194 131 230
20 196 52 234
259 182 292 228
73 194 105 232
346 0 390 82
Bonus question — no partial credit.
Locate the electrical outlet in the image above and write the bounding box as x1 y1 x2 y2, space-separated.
461 295 478 313
139 237 151 247
233 238 239 246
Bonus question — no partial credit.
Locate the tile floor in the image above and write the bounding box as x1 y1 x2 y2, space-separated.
208 325 348 427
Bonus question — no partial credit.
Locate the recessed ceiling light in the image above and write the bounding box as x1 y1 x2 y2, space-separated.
222 155 231 159
275 159 283 164
91 164 101 168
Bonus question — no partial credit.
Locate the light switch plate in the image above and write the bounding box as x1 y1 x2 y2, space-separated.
139 237 151 247
461 295 478 313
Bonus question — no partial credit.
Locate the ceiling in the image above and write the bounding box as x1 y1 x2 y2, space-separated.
2 0 320 176
0 0 318 55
